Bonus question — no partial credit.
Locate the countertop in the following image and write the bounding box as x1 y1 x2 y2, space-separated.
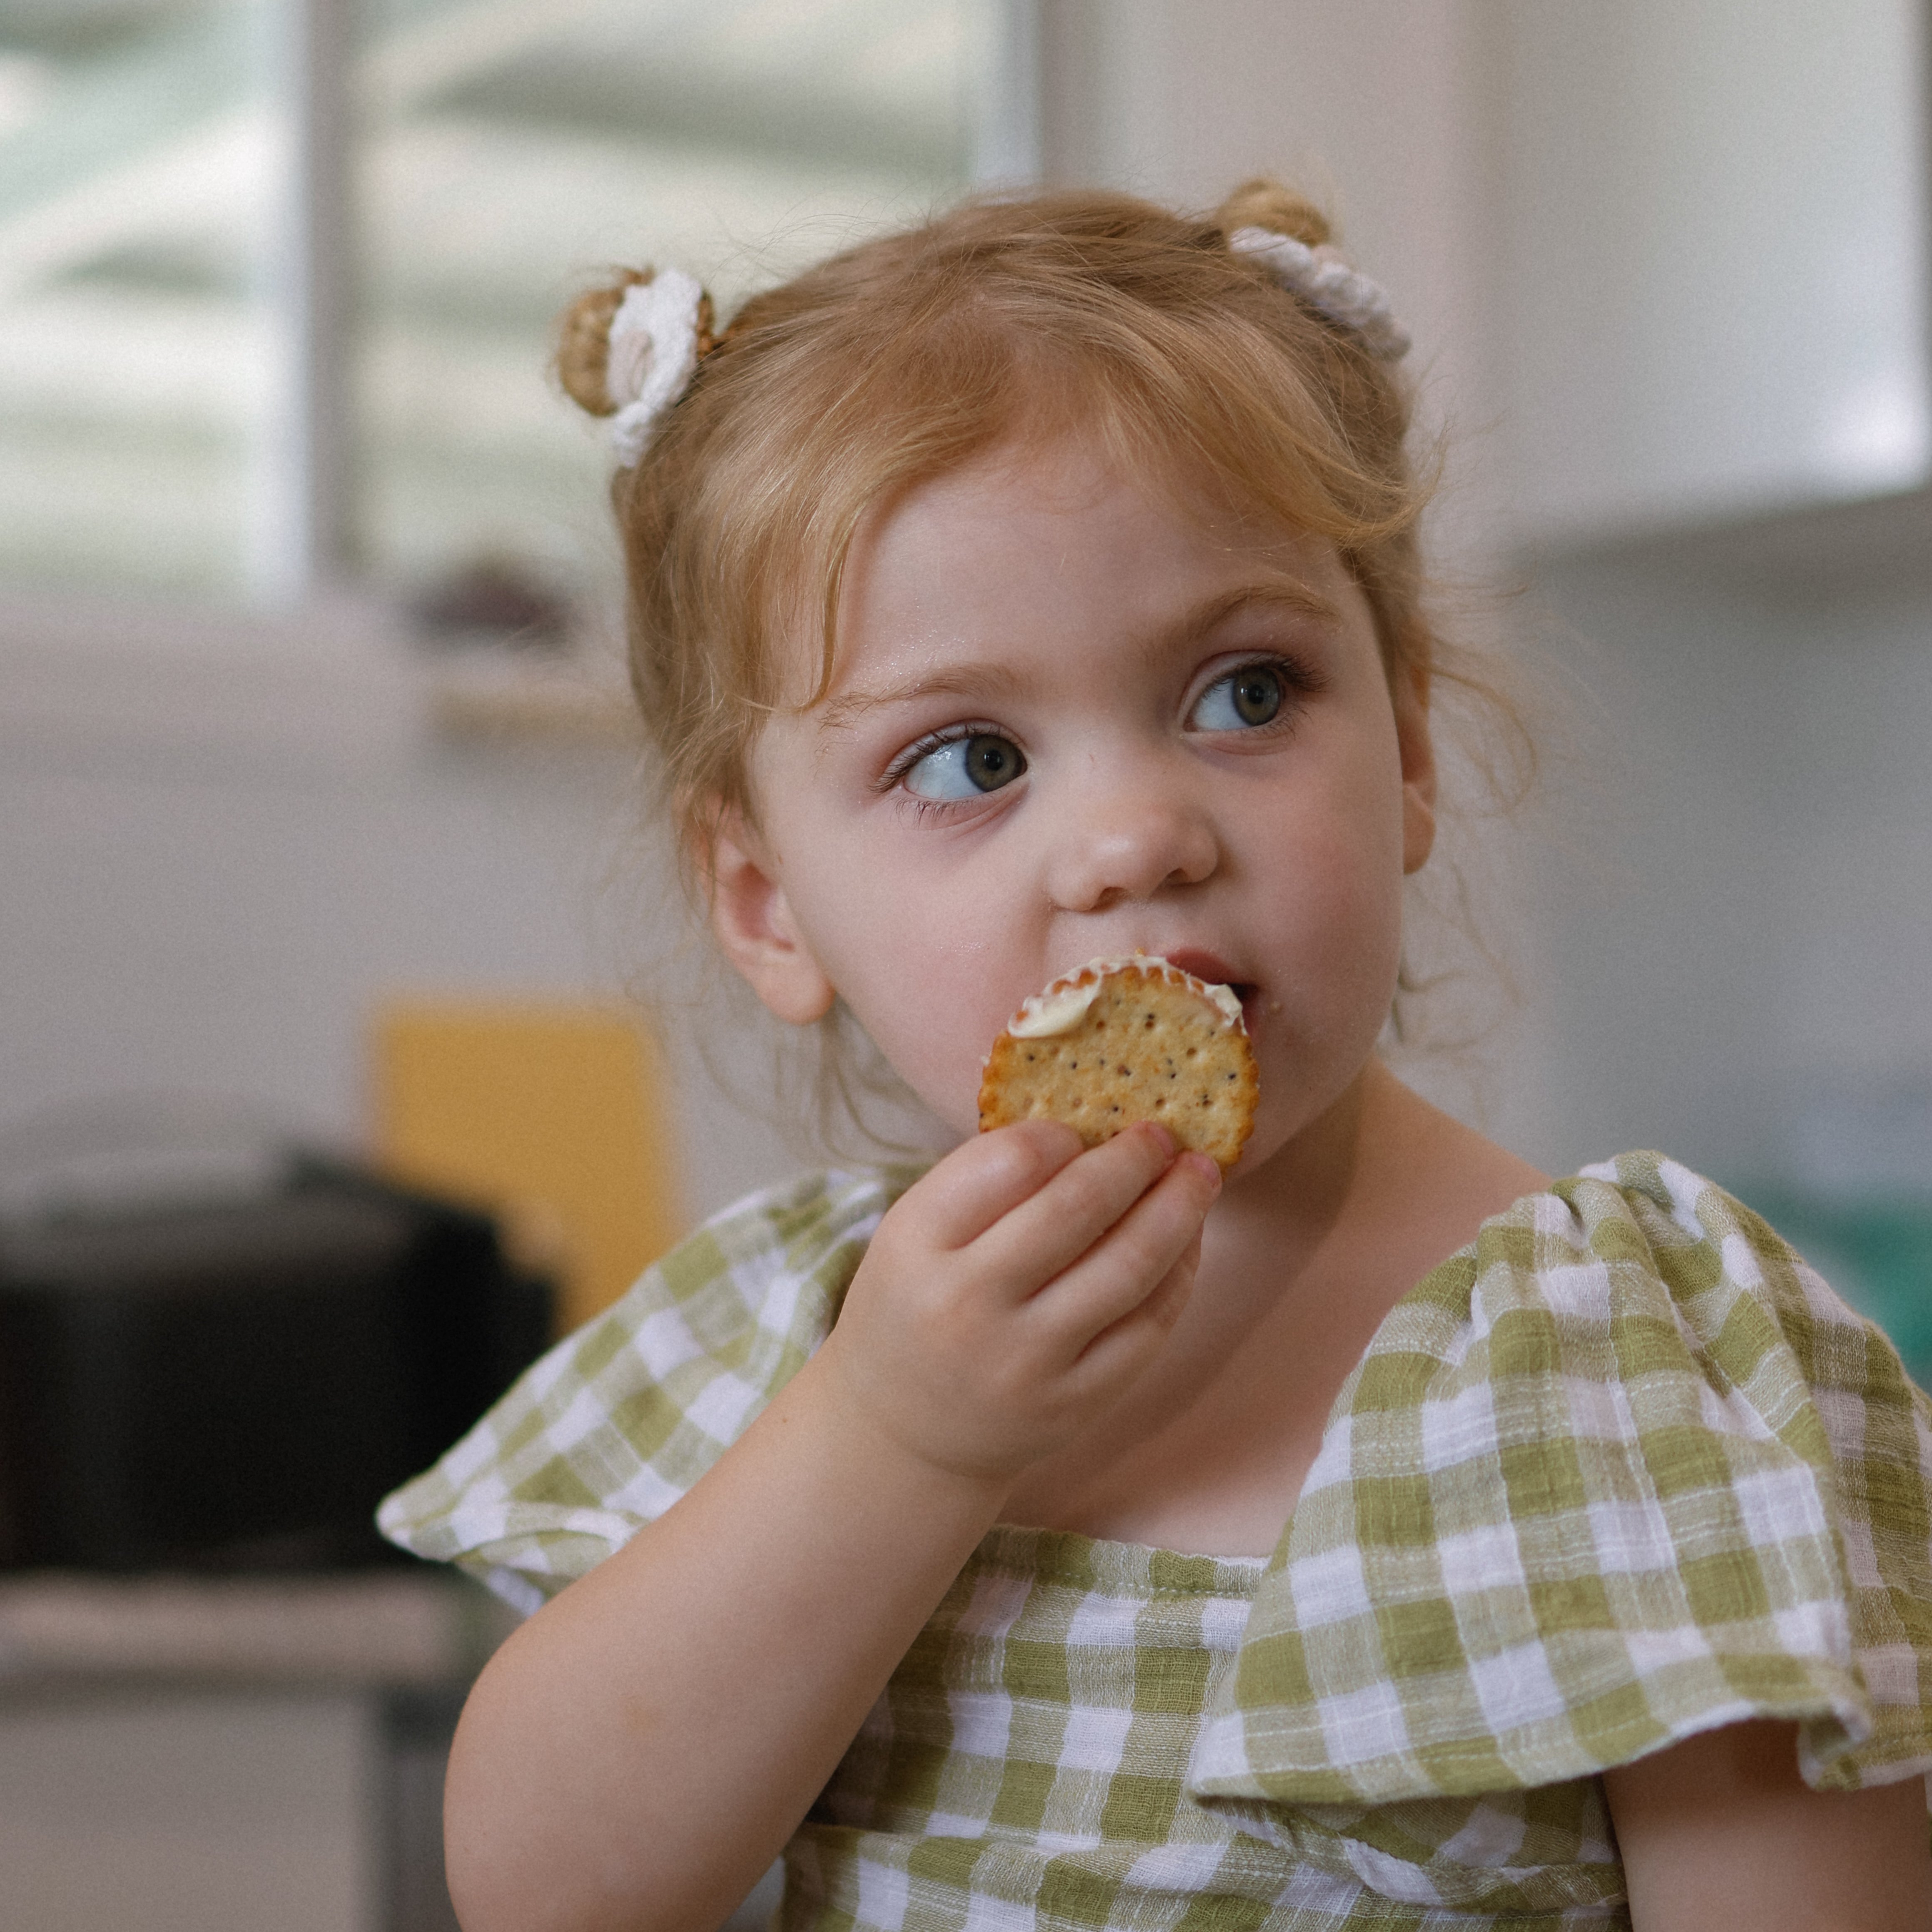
0 1567 518 1695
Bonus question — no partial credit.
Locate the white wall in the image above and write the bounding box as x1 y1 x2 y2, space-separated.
1510 558 1932 1190
0 598 803 1227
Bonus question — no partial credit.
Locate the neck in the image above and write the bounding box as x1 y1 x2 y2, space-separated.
1205 1054 1398 1280
1208 1056 1549 1328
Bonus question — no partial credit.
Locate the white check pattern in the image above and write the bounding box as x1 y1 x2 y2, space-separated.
380 1154 1932 1929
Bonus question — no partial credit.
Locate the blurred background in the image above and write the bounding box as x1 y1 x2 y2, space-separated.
2 2 1930 1927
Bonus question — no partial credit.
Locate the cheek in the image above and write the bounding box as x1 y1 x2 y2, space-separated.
775 850 1016 1126
1292 840 1406 1004
1337 777 1414 979
1265 742 1412 1001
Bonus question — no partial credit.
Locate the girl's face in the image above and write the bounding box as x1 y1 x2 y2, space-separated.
713 431 1436 1177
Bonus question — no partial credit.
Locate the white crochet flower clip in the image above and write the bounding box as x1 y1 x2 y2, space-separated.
1228 226 1410 361
604 267 707 466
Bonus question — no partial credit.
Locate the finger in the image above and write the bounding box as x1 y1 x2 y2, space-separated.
973 1123 1186 1291
1073 1225 1203 1379
1060 1266 1195 1404
1022 1152 1219 1345
900 1119 1087 1251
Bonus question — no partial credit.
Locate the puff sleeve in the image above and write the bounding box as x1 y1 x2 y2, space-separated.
1190 1152 1932 1847
376 1166 919 1612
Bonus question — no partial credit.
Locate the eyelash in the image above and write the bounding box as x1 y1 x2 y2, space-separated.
1191 652 1324 727
879 723 1015 817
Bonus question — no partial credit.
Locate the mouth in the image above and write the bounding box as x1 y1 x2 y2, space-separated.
1156 949 1261 1023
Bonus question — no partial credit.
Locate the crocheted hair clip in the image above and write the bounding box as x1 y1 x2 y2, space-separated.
1228 226 1411 361
601 267 725 467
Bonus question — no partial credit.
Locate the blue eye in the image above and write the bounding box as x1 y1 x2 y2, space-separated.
1192 663 1286 730
902 732 1026 801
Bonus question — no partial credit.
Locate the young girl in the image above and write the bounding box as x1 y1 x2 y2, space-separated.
380 182 1932 1932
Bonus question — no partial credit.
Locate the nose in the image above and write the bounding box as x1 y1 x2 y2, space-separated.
1044 759 1220 913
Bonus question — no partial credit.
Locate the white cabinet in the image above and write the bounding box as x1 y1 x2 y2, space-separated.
0 1690 381 1932
1495 0 1928 551
0 1573 503 1932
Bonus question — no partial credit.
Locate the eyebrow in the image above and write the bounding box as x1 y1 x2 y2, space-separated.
815 576 1341 734
817 662 1036 734
1165 577 1342 639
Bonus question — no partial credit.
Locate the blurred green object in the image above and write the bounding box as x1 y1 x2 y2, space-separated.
1740 1187 1932 1389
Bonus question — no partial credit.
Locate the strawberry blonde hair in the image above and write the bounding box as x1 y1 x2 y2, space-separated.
559 179 1507 825
559 180 1529 1104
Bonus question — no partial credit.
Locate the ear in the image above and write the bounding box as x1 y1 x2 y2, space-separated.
1392 659 1437 876
705 805 837 1026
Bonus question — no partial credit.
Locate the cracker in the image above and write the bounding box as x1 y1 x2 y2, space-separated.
977 956 1258 1170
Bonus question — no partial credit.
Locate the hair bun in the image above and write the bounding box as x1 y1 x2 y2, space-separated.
1214 178 1332 250
555 271 649 418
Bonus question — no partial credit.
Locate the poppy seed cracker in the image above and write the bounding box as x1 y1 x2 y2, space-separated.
977 956 1258 1170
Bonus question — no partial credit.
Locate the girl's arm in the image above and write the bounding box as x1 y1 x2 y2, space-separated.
1606 1720 1932 1930
442 1119 1220 1932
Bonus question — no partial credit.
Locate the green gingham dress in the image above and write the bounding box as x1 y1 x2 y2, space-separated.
379 1153 1932 1929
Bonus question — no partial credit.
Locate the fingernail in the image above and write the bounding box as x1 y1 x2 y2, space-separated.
1143 1121 1178 1158
1183 1152 1222 1191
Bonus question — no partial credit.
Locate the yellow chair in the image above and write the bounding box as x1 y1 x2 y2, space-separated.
371 1000 684 1337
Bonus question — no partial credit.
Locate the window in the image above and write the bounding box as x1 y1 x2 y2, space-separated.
0 1 276 598
0 0 1013 609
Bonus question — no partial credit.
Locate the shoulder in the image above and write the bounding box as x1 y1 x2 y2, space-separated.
1377 1150 1892 1401
377 1163 925 1608
1194 1151 1932 1815
1412 1153 1932 1549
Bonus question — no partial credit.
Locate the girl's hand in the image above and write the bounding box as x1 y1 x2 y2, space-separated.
818 1119 1221 1485
444 1122 1217 1932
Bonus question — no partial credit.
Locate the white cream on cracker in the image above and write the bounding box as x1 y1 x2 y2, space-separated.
1003 954 1245 1042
